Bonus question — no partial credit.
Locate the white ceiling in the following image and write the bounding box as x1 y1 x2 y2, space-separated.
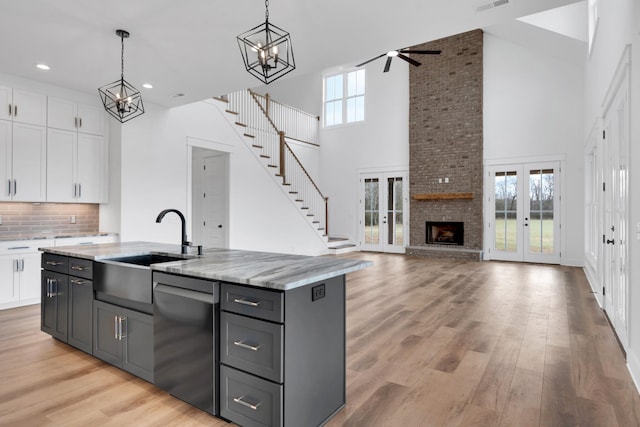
0 0 583 108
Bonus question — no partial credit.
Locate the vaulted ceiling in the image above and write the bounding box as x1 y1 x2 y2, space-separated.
0 0 582 108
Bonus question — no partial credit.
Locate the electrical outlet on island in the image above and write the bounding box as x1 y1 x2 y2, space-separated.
70 215 76 224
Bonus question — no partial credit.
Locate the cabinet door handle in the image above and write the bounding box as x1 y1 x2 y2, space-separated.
233 298 261 307
79 117 82 128
7 179 11 196
233 340 261 351
78 183 81 198
19 259 24 272
119 316 127 340
13 179 16 195
233 396 261 411
13 105 17 117
46 278 51 298
14 259 19 273
8 104 11 117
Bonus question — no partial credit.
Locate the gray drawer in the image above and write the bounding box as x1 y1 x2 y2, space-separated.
220 365 282 427
69 257 93 280
42 253 68 274
221 311 283 383
221 283 283 323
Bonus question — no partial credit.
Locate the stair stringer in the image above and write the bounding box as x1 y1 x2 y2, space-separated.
212 99 330 252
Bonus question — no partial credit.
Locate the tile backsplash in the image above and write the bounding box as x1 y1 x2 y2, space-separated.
0 203 99 239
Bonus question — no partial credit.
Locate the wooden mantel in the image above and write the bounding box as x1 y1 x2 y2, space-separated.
412 192 474 201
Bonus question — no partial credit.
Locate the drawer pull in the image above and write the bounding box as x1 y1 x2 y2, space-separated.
70 279 85 285
233 396 261 411
45 261 64 266
71 265 85 271
233 298 261 307
233 340 261 351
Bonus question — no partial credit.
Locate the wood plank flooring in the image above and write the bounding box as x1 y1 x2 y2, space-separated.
1 253 639 426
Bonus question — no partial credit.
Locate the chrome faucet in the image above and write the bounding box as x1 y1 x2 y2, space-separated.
156 209 189 254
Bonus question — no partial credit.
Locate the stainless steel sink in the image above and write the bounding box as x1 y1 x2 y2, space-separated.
94 253 194 308
105 253 191 267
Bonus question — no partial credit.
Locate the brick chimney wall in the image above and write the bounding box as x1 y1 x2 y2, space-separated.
408 29 484 259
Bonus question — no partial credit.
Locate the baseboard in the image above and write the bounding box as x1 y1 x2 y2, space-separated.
627 350 640 395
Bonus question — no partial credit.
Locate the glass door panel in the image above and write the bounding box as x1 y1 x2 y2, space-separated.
364 178 379 245
494 171 518 253
360 172 407 253
528 169 554 254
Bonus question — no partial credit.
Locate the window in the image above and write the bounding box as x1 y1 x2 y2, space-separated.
324 69 365 127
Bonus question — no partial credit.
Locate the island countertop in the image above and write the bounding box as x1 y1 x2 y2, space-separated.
41 241 372 291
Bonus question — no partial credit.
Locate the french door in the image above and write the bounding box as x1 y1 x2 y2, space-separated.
359 172 407 253
488 162 560 263
601 65 629 347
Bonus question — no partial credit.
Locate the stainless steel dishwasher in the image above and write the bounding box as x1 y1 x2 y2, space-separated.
152 272 219 415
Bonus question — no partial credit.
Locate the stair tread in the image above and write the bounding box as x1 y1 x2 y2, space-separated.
245 134 256 138
235 122 247 127
226 109 239 115
260 154 270 158
331 243 356 249
328 237 349 242
252 145 263 149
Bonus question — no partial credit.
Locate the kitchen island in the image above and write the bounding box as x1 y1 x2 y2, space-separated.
40 241 371 427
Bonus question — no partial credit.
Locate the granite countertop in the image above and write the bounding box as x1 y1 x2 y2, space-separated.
1 232 118 243
41 241 372 291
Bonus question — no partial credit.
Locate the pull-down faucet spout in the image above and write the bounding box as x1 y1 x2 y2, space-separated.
156 209 189 254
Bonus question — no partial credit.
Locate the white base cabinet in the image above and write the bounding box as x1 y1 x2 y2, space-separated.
0 240 53 309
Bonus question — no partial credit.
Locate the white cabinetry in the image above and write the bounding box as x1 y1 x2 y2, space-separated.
47 97 106 203
0 239 54 310
47 129 104 203
0 86 47 126
48 97 104 136
0 85 48 202
0 121 47 202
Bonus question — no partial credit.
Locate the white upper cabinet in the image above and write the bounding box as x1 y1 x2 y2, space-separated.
0 86 11 121
0 86 47 126
0 122 47 202
48 97 105 136
47 128 105 203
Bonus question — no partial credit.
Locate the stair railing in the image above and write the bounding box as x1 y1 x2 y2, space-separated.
251 92 320 146
227 89 328 235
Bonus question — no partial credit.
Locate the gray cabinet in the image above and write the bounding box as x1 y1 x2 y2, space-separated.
68 264 93 354
41 254 95 354
93 300 154 383
41 270 68 341
220 276 346 427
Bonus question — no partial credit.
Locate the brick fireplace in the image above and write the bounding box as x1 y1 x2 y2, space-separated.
407 29 483 260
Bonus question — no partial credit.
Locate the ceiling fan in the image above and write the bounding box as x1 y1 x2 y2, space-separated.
356 48 441 72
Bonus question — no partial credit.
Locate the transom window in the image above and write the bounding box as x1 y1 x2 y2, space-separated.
324 69 365 127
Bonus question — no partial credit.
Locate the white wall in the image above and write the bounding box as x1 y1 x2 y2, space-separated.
583 0 640 389
483 32 586 266
111 99 328 256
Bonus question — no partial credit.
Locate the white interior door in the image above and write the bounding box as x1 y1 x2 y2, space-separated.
191 149 229 249
359 172 407 253
601 73 629 347
488 162 560 264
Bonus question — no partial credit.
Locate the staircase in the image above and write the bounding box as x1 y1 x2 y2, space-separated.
221 90 330 243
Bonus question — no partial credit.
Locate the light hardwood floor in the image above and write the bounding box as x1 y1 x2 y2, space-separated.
1 253 639 426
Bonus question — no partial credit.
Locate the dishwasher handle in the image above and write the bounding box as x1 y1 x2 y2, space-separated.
154 283 215 304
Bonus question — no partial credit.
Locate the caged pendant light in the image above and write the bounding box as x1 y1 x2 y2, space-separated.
237 0 296 84
98 29 145 123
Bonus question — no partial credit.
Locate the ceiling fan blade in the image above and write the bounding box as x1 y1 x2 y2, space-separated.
356 53 386 67
400 49 442 55
397 53 421 67
383 56 393 72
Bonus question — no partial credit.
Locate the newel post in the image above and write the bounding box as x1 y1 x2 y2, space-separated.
266 93 271 120
279 131 286 180
325 196 329 236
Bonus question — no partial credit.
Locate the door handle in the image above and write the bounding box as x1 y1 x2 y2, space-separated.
218 224 223 228
606 239 615 245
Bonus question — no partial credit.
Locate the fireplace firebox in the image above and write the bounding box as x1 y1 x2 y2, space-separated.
426 222 464 246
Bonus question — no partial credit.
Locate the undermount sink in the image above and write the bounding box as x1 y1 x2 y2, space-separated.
105 253 191 267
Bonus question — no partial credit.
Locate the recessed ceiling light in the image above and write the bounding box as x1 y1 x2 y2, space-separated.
142 83 153 89
36 64 50 70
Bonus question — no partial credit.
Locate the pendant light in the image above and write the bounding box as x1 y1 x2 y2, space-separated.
98 29 145 123
237 0 296 84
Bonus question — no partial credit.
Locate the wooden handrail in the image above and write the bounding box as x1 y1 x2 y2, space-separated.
251 90 320 122
283 141 326 199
